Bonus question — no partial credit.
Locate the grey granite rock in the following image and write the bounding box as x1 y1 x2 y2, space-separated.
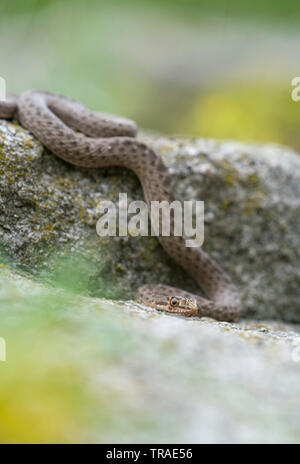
0 119 299 321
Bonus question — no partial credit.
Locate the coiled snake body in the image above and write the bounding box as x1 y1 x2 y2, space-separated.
0 90 241 321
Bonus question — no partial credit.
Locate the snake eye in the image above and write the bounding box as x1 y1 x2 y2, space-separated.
170 297 179 307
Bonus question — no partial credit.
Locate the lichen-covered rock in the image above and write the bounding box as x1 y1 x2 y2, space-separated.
0 119 299 321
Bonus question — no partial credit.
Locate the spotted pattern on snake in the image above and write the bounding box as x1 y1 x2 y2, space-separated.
0 90 241 321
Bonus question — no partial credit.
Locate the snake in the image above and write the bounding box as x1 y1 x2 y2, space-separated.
0 90 241 321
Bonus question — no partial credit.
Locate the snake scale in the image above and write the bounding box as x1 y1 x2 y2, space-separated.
0 90 241 321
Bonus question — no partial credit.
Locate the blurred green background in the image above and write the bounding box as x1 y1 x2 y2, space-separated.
1 0 300 148
1 0 300 444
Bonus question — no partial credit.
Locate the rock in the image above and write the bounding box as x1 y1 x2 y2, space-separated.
0 119 299 321
0 264 300 443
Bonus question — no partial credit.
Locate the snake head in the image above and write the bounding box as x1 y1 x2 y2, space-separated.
154 295 198 317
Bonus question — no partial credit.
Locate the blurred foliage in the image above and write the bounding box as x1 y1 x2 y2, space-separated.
0 0 299 149
182 82 300 147
1 0 300 24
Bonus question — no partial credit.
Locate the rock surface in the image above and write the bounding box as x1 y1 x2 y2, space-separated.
0 264 300 443
0 119 300 321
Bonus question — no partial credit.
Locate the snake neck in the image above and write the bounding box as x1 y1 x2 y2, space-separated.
137 171 241 309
